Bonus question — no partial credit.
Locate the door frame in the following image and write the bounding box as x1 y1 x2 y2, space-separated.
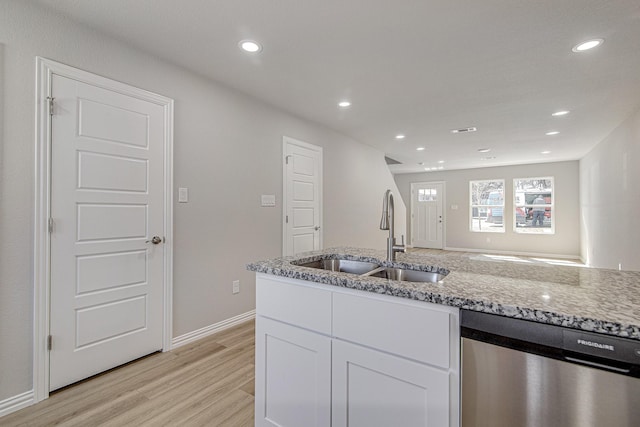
410 181 446 249
282 136 323 256
33 57 174 402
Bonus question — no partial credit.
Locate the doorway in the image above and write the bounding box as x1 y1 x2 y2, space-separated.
34 58 174 399
411 182 445 249
282 137 323 256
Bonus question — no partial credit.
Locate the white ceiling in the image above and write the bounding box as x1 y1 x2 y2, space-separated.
36 0 640 173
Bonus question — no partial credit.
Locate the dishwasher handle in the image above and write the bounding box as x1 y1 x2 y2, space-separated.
564 356 631 374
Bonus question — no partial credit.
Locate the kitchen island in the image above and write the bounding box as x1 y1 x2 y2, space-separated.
249 247 640 339
248 247 640 427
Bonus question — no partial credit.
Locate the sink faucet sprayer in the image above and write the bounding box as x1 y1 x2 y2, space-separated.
380 189 406 261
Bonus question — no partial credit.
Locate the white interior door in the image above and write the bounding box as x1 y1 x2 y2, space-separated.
411 182 444 249
283 137 322 256
49 73 166 390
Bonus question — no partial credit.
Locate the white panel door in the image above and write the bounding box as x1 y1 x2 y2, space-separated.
255 317 331 427
283 138 322 255
332 339 450 427
49 74 165 390
411 182 444 249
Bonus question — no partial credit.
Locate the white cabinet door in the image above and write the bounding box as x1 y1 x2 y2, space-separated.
332 339 450 427
255 317 331 427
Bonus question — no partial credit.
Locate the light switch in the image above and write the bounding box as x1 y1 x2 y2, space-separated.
451 204 458 210
178 187 189 203
261 194 276 207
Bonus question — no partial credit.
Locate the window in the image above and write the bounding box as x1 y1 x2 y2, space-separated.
470 180 504 232
514 177 554 234
418 188 437 202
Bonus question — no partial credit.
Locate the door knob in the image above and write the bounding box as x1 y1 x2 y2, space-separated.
314 226 320 231
146 236 162 244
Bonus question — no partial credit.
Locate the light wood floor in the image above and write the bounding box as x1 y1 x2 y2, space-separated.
1 320 255 427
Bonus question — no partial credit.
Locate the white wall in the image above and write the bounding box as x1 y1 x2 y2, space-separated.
394 161 580 257
0 0 404 403
580 106 640 271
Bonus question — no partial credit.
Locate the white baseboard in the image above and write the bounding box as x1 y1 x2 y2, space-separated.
171 310 256 349
444 246 581 260
0 390 34 418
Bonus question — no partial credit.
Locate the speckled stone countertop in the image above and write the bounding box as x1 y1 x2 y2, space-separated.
247 247 640 340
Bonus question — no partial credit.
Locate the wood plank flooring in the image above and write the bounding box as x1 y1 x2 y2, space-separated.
1 320 255 427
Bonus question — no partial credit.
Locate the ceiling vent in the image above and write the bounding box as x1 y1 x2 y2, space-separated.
451 127 477 134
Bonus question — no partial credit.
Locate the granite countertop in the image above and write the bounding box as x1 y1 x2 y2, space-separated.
247 247 640 341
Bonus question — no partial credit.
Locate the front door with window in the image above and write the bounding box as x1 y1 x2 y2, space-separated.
411 182 444 249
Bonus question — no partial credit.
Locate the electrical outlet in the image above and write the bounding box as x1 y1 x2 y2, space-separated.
232 280 240 294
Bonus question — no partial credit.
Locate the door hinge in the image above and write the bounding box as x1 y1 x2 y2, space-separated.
285 155 292 165
47 335 52 351
46 96 55 117
286 215 289 223
48 218 54 233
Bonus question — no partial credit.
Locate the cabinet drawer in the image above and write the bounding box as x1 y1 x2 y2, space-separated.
333 292 451 369
256 275 331 335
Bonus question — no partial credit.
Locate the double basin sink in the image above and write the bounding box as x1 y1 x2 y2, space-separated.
296 259 447 283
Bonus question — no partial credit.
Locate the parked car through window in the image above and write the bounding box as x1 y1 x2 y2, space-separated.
470 180 505 233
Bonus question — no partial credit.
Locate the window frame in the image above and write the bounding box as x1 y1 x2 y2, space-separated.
417 188 438 202
513 176 555 234
469 179 505 233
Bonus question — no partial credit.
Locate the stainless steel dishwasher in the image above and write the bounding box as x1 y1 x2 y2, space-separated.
461 310 640 427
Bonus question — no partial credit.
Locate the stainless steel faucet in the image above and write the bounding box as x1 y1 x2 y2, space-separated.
380 189 406 261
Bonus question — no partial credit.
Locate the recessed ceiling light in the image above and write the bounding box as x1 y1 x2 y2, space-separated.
546 131 560 136
438 166 444 170
481 156 496 160
239 40 262 53
572 39 604 52
477 148 491 153
416 147 425 151
541 150 552 154
395 134 406 140
338 101 351 108
552 110 570 117
437 160 445 164
451 127 477 134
